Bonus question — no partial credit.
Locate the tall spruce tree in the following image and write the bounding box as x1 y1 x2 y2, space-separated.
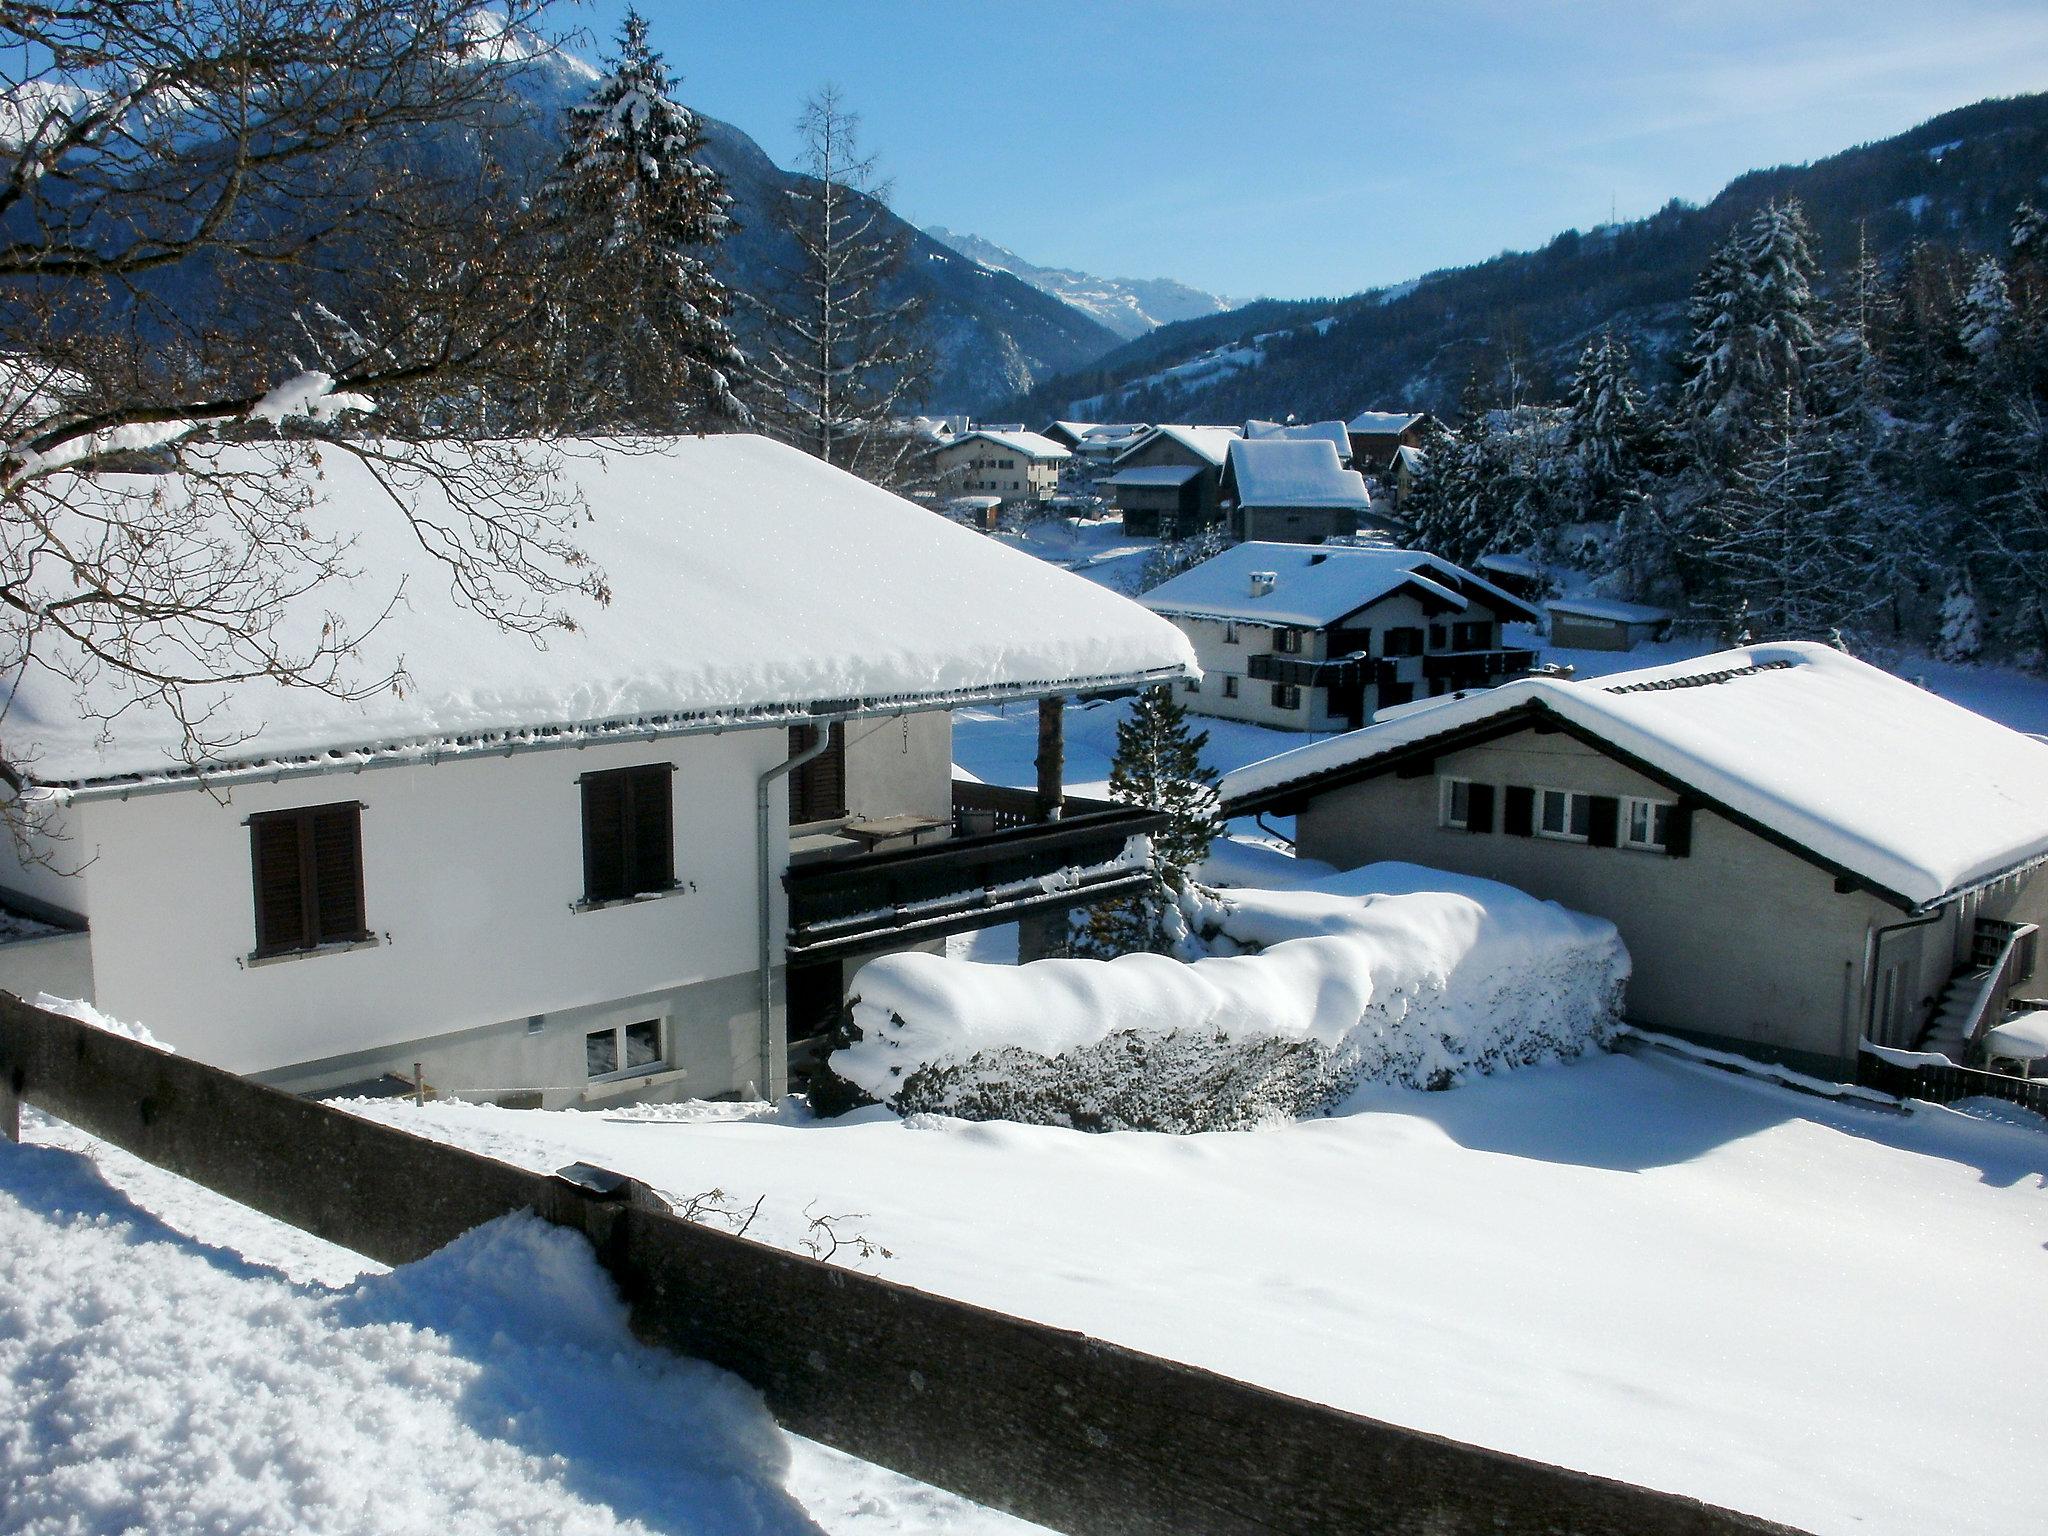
753 87 933 486
542 9 747 431
1077 687 1222 958
1678 200 1825 461
1401 416 1488 564
1564 331 1650 523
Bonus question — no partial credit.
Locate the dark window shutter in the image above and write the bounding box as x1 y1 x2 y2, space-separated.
628 767 674 893
1466 782 1496 833
251 816 306 954
1502 785 1535 837
582 772 628 901
1586 795 1620 848
1665 803 1694 858
309 805 365 941
788 724 847 825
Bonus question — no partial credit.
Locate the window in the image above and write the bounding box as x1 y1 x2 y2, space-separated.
581 764 676 904
1222 675 1239 698
788 724 847 826
1440 777 1496 832
1452 621 1490 649
1536 788 1591 842
1273 628 1303 654
1182 677 1200 693
586 1018 663 1080
249 802 368 958
1223 621 1240 644
1272 682 1302 710
1428 623 1448 649
1383 626 1423 657
1623 797 1674 852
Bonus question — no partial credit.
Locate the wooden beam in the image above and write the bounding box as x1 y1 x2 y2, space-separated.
1035 696 1065 822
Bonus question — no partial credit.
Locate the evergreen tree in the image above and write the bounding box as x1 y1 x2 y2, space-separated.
753 87 934 486
1678 200 1825 460
541 10 747 431
1399 417 1486 563
1958 257 2015 359
1563 331 1649 523
1077 687 1222 958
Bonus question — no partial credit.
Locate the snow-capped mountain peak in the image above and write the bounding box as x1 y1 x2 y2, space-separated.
924 226 1233 341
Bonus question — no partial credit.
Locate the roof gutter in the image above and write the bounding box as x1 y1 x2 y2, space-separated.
48 665 1193 805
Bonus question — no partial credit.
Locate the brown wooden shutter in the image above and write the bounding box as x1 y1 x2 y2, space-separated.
788 724 847 824
309 804 365 941
251 815 307 954
1502 785 1535 837
1586 795 1620 848
628 765 674 893
1664 803 1694 858
582 772 628 901
1466 782 1496 833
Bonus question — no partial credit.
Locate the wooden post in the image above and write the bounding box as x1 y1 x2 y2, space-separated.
1034 696 1064 823
1 1067 18 1143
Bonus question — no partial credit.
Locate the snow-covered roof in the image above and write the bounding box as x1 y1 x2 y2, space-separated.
1141 543 1532 629
1548 597 1672 625
1223 643 2048 909
1104 464 1203 489
1117 424 1239 468
944 429 1070 461
1242 420 1354 459
1224 438 1370 510
1393 445 1426 471
1476 552 1542 578
9 436 1196 789
1346 411 1424 435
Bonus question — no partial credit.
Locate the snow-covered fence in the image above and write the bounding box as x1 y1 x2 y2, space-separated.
0 992 1803 1536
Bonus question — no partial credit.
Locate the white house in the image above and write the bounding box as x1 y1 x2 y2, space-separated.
926 428 1071 507
1140 543 1539 732
0 436 1194 1106
1223 643 2048 1078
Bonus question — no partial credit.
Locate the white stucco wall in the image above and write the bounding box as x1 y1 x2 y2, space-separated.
66 728 789 1082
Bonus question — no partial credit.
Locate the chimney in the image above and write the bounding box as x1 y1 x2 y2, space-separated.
1248 571 1277 597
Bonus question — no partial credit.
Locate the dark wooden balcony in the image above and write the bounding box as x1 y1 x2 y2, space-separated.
1419 647 1538 689
784 782 1167 963
1246 651 1369 688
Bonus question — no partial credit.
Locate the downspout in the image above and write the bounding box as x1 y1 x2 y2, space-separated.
1859 907 1945 1060
754 722 840 1101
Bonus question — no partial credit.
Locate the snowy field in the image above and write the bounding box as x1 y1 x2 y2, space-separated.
0 1110 1045 1536
339 1054 2048 1536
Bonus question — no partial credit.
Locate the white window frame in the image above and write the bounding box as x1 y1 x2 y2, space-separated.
585 1015 667 1083
1535 787 1591 842
1622 795 1674 852
1440 777 1475 831
1223 621 1240 645
1222 675 1239 699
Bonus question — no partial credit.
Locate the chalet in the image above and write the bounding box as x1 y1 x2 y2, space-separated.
1241 419 1355 464
1386 444 1426 513
1140 542 1539 732
1546 596 1674 652
0 436 1194 1106
1222 644 2048 1078
927 428 1070 507
1345 410 1433 468
1220 437 1381 544
1104 424 1240 537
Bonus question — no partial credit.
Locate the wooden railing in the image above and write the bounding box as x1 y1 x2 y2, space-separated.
1963 919 2040 1061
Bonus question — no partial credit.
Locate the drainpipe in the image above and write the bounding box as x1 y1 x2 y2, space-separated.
754 722 840 1101
1859 907 1944 1059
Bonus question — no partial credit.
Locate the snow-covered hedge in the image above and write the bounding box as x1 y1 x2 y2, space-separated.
827 863 1629 1131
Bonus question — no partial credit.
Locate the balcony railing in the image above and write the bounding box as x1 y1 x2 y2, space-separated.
784 782 1166 962
1246 652 1368 688
1419 647 1538 687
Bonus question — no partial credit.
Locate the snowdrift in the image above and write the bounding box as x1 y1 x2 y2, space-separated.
831 864 1629 1131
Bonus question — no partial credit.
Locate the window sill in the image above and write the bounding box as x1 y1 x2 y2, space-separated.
571 884 690 915
245 935 381 968
580 1065 689 1102
1533 831 1589 844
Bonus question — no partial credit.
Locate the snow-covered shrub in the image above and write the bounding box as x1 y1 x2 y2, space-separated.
826 864 1628 1132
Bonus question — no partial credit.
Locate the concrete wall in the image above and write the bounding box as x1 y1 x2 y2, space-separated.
0 929 93 1008
63 727 790 1095
1295 726 1906 1071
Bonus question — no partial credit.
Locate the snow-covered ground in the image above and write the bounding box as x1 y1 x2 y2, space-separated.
339 1054 2048 1536
1 1109 1045 1536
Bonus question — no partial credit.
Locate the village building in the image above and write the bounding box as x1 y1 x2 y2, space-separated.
1241 419 1355 463
1221 644 2048 1078
1220 437 1382 544
0 436 1193 1107
1546 596 1675 651
1345 410 1433 469
1103 424 1240 536
926 428 1070 508
1140 542 1539 732
1385 443 1427 513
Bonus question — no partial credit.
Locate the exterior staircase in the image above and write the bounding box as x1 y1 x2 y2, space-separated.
1915 919 2040 1062
1920 967 1993 1060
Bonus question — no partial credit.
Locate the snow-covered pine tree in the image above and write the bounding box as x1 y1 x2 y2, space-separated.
1958 257 2015 359
541 9 747 432
1139 521 1231 591
753 87 934 487
1678 200 1825 461
1564 331 1650 523
1076 686 1223 958
1400 416 1487 564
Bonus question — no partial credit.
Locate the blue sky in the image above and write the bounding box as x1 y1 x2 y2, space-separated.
588 2 2048 302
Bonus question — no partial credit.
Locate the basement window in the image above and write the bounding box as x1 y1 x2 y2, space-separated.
587 1018 664 1080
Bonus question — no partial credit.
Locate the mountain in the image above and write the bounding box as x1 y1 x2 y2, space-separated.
505 48 1128 413
922 226 1235 341
1003 94 2048 425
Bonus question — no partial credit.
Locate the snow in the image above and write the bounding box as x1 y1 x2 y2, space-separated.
30 992 175 1053
1224 438 1371 509
339 1049 2048 1536
1141 542 1513 627
246 370 375 427
2 1109 1048 1534
1981 1012 2048 1064
8 436 1196 786
1100 463 1201 488
1224 641 2048 908
1545 595 1671 624
1115 423 1240 468
946 429 1069 461
1344 410 1423 434
836 863 1624 1114
1240 419 1353 459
